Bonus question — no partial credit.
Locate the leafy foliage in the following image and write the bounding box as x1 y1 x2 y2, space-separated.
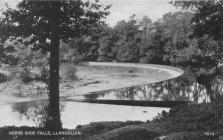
19 67 33 83
170 0 223 100
61 64 78 81
0 72 8 83
3 0 110 46
154 102 223 132
98 15 141 62
171 0 223 39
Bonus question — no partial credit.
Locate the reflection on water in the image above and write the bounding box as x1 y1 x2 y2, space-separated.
12 101 48 127
72 74 223 104
1 74 223 133
0 100 169 129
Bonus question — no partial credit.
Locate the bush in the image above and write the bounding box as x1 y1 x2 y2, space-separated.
61 64 78 81
37 67 49 84
152 102 223 133
19 67 33 83
0 72 7 83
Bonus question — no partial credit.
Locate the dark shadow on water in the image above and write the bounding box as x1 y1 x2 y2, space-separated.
0 100 82 140
71 74 223 104
12 100 49 127
11 100 67 128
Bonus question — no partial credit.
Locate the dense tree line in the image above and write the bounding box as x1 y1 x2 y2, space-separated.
56 12 195 65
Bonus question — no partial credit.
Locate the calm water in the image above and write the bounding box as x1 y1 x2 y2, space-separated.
0 100 169 128
70 74 223 104
0 73 223 129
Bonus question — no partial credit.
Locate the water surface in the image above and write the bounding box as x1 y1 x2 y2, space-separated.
0 100 169 129
1 71 223 130
70 74 223 104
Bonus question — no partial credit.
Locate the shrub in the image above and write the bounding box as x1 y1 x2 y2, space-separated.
37 67 49 84
61 64 78 81
152 102 223 133
0 72 7 83
19 67 33 83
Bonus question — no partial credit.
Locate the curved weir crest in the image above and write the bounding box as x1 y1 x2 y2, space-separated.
67 62 185 107
84 62 184 78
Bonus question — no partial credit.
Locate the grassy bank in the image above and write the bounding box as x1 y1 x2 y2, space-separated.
77 102 223 140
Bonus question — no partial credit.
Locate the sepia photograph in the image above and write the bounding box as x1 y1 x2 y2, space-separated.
0 0 223 139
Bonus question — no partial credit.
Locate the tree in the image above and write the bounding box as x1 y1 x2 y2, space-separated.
0 19 17 65
171 0 223 40
114 15 140 62
171 0 223 101
98 26 118 61
2 0 110 129
116 39 140 62
140 12 194 65
98 16 141 62
139 15 152 38
114 16 140 62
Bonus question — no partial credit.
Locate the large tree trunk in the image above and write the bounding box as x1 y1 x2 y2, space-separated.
46 16 62 129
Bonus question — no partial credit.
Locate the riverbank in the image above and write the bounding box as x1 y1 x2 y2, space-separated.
77 101 223 140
